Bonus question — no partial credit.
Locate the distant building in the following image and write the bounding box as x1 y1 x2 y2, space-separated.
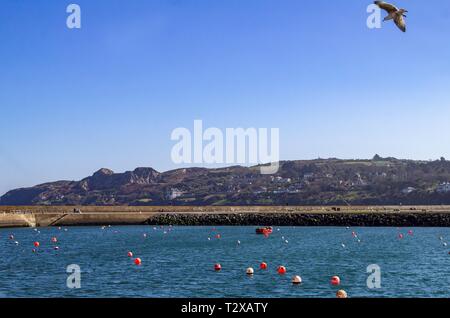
166 188 184 200
437 182 450 193
253 186 267 194
271 176 291 183
402 187 416 194
287 186 301 194
354 173 367 186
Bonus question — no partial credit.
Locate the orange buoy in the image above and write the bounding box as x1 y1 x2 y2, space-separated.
336 289 348 298
260 262 268 270
292 275 302 285
134 258 142 266
214 263 222 271
34 241 40 248
330 276 340 286
127 251 133 258
277 266 286 275
246 267 254 275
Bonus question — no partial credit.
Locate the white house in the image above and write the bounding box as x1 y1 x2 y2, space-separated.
437 182 450 193
402 187 416 194
167 188 184 200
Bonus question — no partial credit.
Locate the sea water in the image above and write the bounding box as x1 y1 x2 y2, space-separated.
0 226 449 298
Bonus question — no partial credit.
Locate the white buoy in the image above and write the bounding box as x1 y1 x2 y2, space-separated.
246 267 254 275
292 275 302 285
336 289 348 298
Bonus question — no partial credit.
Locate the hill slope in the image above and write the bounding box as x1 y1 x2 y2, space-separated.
3 156 450 206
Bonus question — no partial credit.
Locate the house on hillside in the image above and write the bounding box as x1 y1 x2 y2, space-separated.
166 188 184 200
436 182 450 193
402 187 416 194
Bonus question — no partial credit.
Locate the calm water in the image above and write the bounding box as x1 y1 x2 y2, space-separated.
0 226 449 298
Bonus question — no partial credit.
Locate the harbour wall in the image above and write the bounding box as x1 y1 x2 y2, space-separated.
1 206 450 228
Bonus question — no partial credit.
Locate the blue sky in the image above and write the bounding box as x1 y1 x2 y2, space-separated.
1 0 450 195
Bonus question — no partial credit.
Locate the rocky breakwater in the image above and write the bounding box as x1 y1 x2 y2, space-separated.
148 212 450 227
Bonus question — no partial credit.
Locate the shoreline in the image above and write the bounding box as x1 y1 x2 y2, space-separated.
2 205 450 228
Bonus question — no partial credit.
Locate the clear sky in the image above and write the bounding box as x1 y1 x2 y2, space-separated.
1 0 450 195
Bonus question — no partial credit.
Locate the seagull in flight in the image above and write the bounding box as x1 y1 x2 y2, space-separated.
374 1 408 32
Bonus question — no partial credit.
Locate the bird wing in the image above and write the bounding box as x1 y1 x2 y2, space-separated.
394 14 406 32
374 1 399 13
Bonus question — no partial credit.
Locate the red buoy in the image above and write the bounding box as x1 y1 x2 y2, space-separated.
127 251 133 258
331 276 341 286
277 266 286 275
134 258 142 266
51 237 58 243
260 262 268 270
215 234 221 239
34 241 40 248
398 233 404 239
214 263 222 271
